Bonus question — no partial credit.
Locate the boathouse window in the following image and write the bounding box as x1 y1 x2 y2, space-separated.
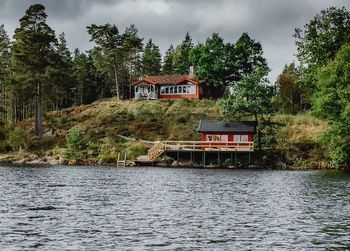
241 135 248 141
234 135 249 142
206 134 228 141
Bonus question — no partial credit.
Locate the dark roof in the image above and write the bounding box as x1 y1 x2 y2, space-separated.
134 75 200 86
197 120 256 133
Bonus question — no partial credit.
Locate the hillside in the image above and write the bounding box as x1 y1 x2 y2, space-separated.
0 98 329 168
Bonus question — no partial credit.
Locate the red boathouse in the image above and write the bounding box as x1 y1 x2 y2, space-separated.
197 120 256 143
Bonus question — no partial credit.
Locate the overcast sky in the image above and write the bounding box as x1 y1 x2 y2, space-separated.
1 0 349 81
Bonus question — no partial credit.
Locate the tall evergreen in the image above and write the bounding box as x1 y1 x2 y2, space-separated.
173 32 194 74
122 25 143 98
11 4 58 137
0 24 10 123
233 33 268 82
141 39 161 76
54 32 75 108
87 24 123 99
162 44 175 74
72 49 102 105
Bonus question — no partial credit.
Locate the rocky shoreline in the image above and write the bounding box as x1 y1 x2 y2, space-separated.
0 153 339 170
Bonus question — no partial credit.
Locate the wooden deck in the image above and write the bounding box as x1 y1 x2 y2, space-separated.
147 141 254 162
162 141 254 152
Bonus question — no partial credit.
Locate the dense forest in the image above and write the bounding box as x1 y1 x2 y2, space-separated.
1 4 350 167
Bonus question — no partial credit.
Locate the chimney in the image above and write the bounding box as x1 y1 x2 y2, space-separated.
189 65 194 76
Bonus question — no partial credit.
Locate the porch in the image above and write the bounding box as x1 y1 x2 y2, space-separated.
135 84 159 100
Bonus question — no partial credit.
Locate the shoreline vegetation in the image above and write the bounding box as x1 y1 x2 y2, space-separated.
0 98 335 170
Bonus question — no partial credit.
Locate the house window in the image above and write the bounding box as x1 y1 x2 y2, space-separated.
160 87 165 94
178 86 182 94
165 87 169 94
234 135 249 142
170 87 174 93
174 86 178 94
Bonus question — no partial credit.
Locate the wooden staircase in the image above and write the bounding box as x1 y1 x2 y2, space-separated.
148 142 165 161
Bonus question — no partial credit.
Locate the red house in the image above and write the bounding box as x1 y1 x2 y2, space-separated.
198 120 256 143
134 74 202 100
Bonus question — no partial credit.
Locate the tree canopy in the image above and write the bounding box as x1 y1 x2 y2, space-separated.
141 39 161 76
312 44 350 165
190 32 268 97
276 63 303 114
294 7 350 91
173 32 194 74
162 44 175 75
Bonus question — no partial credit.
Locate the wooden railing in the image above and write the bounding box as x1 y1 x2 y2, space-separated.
162 141 254 152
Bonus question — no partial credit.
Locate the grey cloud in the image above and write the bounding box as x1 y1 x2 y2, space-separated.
0 0 350 81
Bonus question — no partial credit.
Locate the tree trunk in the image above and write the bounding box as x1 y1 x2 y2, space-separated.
34 83 43 137
114 65 120 99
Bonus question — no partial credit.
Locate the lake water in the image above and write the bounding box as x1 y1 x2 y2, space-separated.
0 165 349 250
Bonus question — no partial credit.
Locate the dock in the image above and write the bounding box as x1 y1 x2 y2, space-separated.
147 141 254 166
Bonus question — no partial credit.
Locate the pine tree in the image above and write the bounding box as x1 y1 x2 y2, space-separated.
11 4 58 137
122 25 143 98
54 32 75 108
173 32 194 74
233 33 268 82
73 49 102 104
0 24 10 123
87 24 123 99
162 44 175 74
141 39 161 76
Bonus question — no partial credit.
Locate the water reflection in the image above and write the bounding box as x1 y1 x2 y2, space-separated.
0 165 349 250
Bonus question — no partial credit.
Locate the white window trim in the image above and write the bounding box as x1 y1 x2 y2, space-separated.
234 135 249 142
160 84 196 95
206 134 228 141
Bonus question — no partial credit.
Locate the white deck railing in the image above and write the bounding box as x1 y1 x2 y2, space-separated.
162 141 254 152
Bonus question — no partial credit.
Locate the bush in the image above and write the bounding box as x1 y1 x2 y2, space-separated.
319 122 350 166
7 127 29 151
63 128 88 161
125 141 148 159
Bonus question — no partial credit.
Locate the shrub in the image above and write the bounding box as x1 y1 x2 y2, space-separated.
63 127 88 161
125 141 148 159
7 127 29 151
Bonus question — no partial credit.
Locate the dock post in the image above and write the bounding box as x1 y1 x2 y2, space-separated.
231 152 233 166
249 151 251 165
177 150 180 162
203 152 206 167
190 152 193 165
235 150 237 166
218 152 220 166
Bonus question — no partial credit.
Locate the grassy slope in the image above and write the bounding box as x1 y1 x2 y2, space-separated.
2 98 329 168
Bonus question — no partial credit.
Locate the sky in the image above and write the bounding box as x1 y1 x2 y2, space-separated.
0 0 349 82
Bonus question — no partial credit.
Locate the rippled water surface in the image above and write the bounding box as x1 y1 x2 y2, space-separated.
0 165 350 250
